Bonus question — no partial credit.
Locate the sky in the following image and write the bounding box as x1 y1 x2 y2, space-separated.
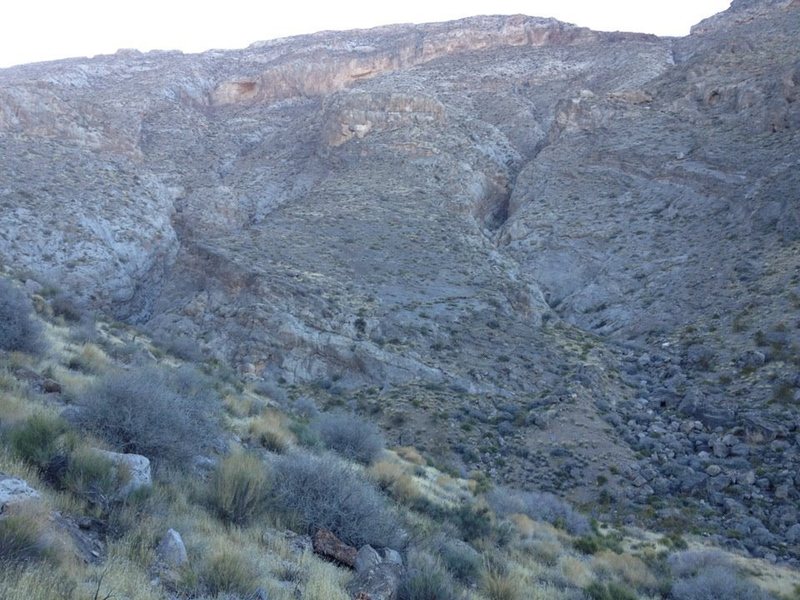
0 0 732 69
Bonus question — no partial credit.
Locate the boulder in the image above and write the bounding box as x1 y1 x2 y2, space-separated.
156 528 188 569
348 545 405 599
0 474 40 510
356 545 382 574
312 528 357 568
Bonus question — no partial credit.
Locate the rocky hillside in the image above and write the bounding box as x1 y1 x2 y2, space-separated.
1 0 799 564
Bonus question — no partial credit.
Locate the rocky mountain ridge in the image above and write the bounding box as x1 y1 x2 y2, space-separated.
1 0 799 561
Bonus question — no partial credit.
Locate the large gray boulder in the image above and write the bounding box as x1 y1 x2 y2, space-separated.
348 546 405 600
0 474 40 510
156 528 188 569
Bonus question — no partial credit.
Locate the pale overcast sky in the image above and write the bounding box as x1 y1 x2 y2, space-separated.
0 0 731 69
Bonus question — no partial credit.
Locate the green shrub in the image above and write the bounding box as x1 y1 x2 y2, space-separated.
487 486 590 535
311 410 385 465
270 452 403 548
586 581 638 600
209 452 270 525
0 510 50 565
50 292 86 323
201 550 259 596
61 447 123 508
455 503 492 542
436 538 481 584
399 551 459 600
76 366 221 466
0 278 46 355
8 414 67 470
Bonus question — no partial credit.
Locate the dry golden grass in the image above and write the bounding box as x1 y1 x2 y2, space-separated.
482 565 523 600
0 566 79 600
68 342 109 374
368 459 422 504
300 552 352 600
246 411 293 452
395 445 426 465
557 555 594 588
591 549 658 593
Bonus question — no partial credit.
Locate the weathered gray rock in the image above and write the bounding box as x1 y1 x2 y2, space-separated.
355 545 382 574
0 474 40 510
156 528 188 569
347 562 404 600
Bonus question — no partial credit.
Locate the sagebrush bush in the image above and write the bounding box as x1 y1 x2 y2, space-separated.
311 410 385 464
209 452 270 525
487 486 590 535
399 551 459 600
667 549 731 578
8 413 67 470
670 566 776 600
270 452 403 548
0 278 46 355
76 366 221 466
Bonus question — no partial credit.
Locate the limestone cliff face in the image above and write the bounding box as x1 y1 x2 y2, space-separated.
1 3 800 557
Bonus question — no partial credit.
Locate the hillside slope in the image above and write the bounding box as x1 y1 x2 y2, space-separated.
0 0 798 561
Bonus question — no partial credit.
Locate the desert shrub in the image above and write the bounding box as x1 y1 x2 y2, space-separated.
585 581 637 600
0 509 50 565
292 396 319 420
8 413 67 470
209 452 270 525
435 537 481 584
149 329 205 362
247 415 290 453
0 278 46 355
252 379 288 405
201 550 260 596
591 550 658 594
67 343 107 374
288 421 322 449
311 410 385 464
50 292 85 323
0 566 78 600
455 502 493 542
61 447 123 509
76 366 221 466
369 460 421 504
481 554 520 600
487 486 590 535
667 549 731 578
270 452 403 548
671 566 775 600
399 551 460 600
